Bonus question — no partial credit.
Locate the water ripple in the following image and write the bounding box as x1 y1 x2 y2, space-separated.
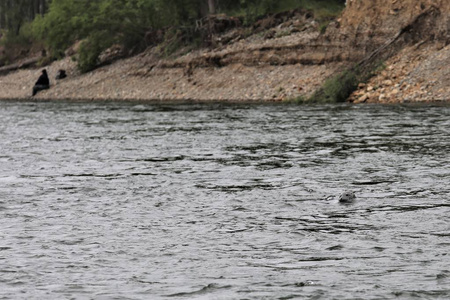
0 101 449 299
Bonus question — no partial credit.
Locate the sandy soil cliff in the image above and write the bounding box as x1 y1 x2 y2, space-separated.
341 0 450 103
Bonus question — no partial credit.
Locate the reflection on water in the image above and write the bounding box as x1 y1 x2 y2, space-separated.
0 101 449 299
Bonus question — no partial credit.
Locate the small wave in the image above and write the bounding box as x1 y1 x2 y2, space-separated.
392 290 450 298
136 156 186 162
436 271 450 280
53 238 85 246
63 173 124 178
352 180 397 185
196 183 275 192
166 283 232 297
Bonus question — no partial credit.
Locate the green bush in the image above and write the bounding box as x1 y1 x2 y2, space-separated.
1 21 35 49
26 0 346 72
302 69 358 103
78 31 115 73
296 59 385 104
322 69 359 102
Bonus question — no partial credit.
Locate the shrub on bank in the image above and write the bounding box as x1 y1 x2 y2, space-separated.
295 60 387 103
2 0 346 72
311 69 359 103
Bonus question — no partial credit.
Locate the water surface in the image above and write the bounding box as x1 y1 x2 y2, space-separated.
0 101 449 299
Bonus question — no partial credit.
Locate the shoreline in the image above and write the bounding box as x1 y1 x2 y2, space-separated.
0 96 282 104
1 95 449 105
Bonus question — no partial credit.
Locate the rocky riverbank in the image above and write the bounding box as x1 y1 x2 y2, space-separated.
350 43 450 103
1 0 449 103
0 54 341 102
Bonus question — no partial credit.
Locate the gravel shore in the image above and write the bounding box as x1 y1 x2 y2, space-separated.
1 42 448 104
0 50 342 102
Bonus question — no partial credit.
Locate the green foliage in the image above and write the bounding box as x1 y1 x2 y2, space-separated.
31 1 80 58
300 69 358 103
321 69 359 102
0 21 40 67
1 22 33 47
0 0 47 35
289 95 307 103
78 31 115 73
298 58 386 104
31 0 129 66
238 0 278 24
5 0 345 72
29 0 204 70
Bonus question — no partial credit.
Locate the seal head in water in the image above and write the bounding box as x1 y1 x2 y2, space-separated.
339 191 356 203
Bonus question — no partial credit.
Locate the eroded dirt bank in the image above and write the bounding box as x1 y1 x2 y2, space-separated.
341 0 450 103
1 0 449 102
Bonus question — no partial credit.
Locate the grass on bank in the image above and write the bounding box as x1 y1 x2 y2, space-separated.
293 61 387 104
309 69 359 103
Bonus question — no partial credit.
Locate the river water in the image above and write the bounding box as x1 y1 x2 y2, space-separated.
0 100 449 299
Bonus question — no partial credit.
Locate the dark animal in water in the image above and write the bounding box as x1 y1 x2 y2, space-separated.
339 191 356 203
